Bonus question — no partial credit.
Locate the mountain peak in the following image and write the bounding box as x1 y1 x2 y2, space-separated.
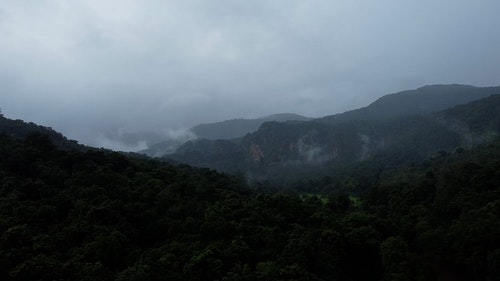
189 113 312 141
258 113 311 122
318 84 500 124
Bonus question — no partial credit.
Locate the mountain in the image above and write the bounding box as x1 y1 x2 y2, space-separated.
317 84 499 124
149 84 497 158
190 113 312 140
167 86 500 182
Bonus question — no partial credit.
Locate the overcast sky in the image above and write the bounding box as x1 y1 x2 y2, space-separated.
1 0 500 150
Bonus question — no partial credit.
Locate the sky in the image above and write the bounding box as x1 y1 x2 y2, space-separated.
1 0 500 151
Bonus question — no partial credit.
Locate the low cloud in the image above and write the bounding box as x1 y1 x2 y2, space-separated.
161 128 197 142
81 127 197 152
93 134 149 152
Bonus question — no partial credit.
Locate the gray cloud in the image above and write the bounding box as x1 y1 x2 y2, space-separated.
1 0 500 150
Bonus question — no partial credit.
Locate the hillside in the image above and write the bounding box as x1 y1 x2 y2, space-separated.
0 120 499 280
167 92 500 183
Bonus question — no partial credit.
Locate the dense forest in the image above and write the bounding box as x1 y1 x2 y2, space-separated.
1 130 499 280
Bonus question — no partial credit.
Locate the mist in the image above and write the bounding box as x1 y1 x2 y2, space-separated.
1 0 500 151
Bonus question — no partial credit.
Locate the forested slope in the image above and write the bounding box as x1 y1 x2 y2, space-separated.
1 130 499 280
168 94 500 184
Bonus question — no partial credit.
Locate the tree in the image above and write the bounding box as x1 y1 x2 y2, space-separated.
380 236 411 281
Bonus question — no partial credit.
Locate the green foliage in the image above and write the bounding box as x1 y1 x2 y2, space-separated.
0 132 499 280
380 237 411 281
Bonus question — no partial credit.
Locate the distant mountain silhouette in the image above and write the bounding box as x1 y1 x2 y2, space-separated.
190 113 312 140
316 84 499 124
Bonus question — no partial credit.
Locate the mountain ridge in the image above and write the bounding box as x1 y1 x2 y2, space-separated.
143 84 499 158
190 112 312 140
316 84 499 124
167 85 500 182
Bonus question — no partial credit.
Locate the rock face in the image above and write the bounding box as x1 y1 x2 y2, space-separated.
250 143 264 162
240 121 363 167
166 85 500 181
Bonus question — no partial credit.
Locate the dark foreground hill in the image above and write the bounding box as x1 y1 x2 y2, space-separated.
1 124 499 280
0 114 84 151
